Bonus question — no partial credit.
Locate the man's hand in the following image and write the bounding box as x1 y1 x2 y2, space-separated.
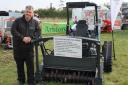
23 37 32 44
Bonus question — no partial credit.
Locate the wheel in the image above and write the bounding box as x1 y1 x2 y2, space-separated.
102 41 112 72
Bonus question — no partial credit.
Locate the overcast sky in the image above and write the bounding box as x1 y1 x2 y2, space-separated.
0 0 127 11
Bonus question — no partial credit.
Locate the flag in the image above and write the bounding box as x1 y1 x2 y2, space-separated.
110 0 123 29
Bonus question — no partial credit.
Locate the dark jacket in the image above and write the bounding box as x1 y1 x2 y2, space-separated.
11 15 40 52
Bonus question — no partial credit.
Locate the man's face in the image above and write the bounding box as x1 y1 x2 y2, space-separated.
24 9 33 21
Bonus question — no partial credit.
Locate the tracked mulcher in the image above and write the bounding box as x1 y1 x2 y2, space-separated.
39 36 102 85
33 2 112 85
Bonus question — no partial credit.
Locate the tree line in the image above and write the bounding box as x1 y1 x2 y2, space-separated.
34 8 72 18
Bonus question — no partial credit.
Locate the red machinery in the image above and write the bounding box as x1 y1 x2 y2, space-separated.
101 20 112 32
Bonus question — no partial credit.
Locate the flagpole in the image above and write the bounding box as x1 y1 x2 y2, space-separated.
112 29 116 60
110 0 116 60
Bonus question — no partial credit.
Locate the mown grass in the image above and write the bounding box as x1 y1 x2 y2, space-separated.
101 30 128 85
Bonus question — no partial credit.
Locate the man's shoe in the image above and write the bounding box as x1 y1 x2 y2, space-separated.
18 82 24 85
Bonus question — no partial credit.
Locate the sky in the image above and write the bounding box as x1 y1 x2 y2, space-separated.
0 0 127 11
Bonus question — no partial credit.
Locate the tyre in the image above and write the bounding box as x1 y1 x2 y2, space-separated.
102 41 112 72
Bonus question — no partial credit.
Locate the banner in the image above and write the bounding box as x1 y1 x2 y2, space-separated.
110 0 123 29
41 22 66 35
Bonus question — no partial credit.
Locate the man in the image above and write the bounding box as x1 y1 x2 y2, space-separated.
11 5 40 85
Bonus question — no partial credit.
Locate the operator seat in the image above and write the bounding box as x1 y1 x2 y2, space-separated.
74 20 91 57
75 20 90 37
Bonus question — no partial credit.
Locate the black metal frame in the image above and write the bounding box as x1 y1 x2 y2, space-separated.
66 2 98 37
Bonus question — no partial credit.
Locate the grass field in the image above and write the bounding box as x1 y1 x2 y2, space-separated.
0 29 128 85
101 30 128 85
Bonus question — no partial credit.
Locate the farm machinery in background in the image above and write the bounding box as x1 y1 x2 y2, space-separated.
121 7 128 30
0 11 22 49
33 2 113 85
